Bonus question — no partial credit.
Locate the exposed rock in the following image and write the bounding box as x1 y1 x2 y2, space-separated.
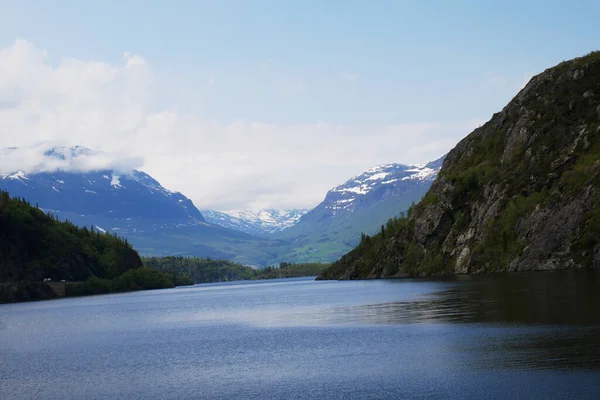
594 244 600 268
571 69 585 80
455 246 471 274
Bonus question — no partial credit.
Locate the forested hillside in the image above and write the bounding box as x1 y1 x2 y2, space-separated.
144 256 329 283
0 190 142 283
144 256 257 283
254 262 329 279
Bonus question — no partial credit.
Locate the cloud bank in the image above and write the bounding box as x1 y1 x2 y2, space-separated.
0 40 478 211
0 145 143 175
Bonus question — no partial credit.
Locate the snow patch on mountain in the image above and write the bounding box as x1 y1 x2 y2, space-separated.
401 166 437 181
365 172 391 181
0 146 207 229
324 157 445 215
203 208 310 235
2 170 28 181
110 175 122 188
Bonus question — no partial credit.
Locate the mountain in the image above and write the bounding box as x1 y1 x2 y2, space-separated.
202 209 309 235
1 146 205 226
271 156 444 263
0 189 142 283
0 146 441 266
0 189 144 301
0 146 284 266
319 51 600 280
309 157 443 219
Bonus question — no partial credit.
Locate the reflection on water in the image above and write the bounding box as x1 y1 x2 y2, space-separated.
478 327 600 371
325 271 600 325
314 271 600 371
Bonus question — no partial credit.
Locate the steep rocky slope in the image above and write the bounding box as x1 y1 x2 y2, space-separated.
319 51 600 279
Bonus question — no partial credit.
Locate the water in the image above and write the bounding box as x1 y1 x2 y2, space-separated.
2 272 600 399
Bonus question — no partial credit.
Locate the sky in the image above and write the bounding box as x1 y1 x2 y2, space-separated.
0 0 599 211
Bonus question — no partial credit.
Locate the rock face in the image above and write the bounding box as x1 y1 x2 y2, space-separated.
319 51 600 280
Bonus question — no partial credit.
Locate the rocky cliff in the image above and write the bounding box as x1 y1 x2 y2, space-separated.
319 51 600 280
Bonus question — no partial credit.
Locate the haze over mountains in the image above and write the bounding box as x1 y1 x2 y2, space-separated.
0 145 442 265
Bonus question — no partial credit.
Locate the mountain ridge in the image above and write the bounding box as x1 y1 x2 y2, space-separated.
0 146 285 265
0 189 142 285
271 156 445 263
202 208 309 235
1 146 445 266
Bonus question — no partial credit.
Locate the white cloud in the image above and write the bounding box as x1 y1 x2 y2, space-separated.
341 72 358 83
0 40 477 211
0 145 142 175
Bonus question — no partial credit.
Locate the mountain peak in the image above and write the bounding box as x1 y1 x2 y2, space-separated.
0 148 205 224
203 208 310 235
43 145 93 160
0 145 142 176
326 156 445 215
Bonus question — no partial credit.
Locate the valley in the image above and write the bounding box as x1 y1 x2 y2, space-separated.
3 52 600 285
0 147 442 266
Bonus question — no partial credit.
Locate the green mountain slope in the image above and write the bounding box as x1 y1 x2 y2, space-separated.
270 159 443 264
117 222 285 266
0 190 143 283
272 187 429 264
319 51 600 280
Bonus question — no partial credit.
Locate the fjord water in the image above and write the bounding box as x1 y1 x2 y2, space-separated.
2 273 600 399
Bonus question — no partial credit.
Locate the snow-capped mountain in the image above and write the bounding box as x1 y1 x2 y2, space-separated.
271 155 446 263
203 209 309 235
0 146 205 231
0 145 446 265
322 156 444 217
0 146 283 265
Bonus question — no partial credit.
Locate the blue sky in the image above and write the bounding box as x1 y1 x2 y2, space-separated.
0 1 599 209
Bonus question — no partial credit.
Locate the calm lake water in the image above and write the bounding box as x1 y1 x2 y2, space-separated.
2 272 600 399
